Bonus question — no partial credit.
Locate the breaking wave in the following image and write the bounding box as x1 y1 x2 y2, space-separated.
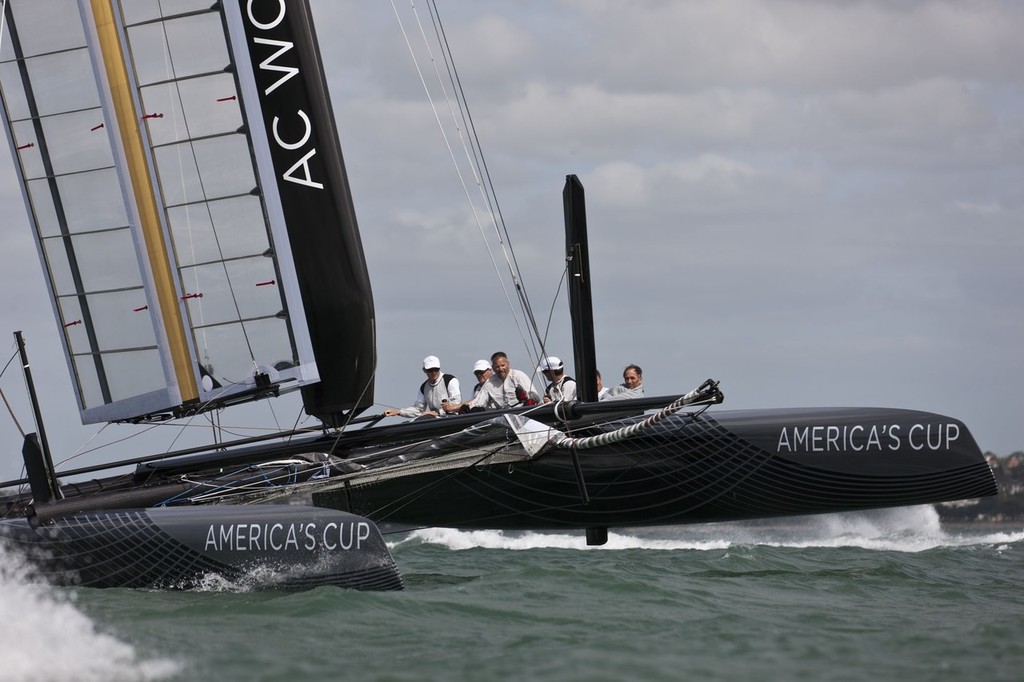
0 547 180 682
392 505 1024 554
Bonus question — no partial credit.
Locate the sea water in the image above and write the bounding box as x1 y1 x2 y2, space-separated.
1 506 1021 682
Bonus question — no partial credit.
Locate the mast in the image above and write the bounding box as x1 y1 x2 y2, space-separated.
14 331 63 501
563 175 598 402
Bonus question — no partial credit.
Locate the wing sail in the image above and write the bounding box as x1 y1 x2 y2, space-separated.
0 0 374 424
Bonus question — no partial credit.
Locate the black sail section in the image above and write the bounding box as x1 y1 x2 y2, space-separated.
230 1 375 423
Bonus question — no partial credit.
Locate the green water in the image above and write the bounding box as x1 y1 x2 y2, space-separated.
3 508 1022 682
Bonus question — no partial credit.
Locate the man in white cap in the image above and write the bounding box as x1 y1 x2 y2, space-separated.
538 356 577 403
384 355 461 418
471 359 492 398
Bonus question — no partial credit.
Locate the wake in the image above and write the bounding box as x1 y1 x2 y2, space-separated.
0 548 180 682
393 506 1024 554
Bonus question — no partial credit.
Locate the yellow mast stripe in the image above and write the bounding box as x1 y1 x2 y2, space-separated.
89 0 198 403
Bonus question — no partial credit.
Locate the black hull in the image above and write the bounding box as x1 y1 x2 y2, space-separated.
1 401 998 554
313 406 998 530
0 505 402 590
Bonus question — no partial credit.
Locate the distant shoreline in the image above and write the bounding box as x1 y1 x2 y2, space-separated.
938 519 1023 531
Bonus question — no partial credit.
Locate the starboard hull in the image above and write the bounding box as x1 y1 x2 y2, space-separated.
0 505 402 590
313 406 997 530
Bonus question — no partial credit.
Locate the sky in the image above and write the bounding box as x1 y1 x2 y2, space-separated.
0 0 1022 483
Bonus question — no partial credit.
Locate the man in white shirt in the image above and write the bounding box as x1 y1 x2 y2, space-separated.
461 351 539 410
601 364 645 400
384 355 461 418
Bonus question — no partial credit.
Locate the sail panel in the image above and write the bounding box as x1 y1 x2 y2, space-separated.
139 73 243 146
193 317 298 387
24 50 100 115
179 256 283 326
72 347 166 408
120 1 217 26
167 196 269 267
1 0 86 58
126 13 231 87
43 229 140 293
49 169 128 233
151 135 256 205
59 290 154 355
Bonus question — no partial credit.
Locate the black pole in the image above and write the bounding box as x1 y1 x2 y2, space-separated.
563 175 598 402
15 331 62 500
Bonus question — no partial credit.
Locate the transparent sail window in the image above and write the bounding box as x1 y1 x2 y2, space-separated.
41 228 141 295
168 195 270 267
23 48 100 117
126 11 230 88
56 168 130 233
1 0 89 60
73 347 166 409
140 72 243 147
179 255 283 328
57 291 162 410
38 109 115 176
193 318 296 388
59 289 157 356
120 0 220 27
153 134 256 206
25 168 128 240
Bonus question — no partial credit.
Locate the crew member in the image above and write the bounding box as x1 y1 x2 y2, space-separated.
384 355 462 418
459 351 538 410
538 356 577 403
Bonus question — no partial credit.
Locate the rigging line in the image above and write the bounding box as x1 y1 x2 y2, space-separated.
534 265 570 381
0 0 7 53
414 2 508 261
161 464 300 505
422 1 544 364
0 386 25 438
54 422 115 469
426 0 547 361
152 1 258 368
324 350 379 455
392 3 523 326
391 1 536 358
0 347 18 378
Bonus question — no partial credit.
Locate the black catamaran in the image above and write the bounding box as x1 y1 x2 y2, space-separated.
0 0 997 590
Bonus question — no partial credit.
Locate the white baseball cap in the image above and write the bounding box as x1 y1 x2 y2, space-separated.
537 356 563 372
422 355 441 370
473 359 491 373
